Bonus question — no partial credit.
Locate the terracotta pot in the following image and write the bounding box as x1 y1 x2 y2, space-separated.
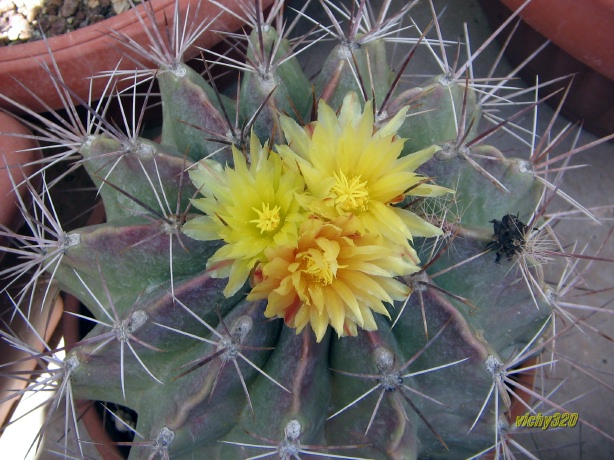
500 0 614 81
0 0 257 113
0 111 56 430
0 111 40 253
480 0 614 137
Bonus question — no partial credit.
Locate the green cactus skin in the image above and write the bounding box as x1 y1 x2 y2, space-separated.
1 1 613 459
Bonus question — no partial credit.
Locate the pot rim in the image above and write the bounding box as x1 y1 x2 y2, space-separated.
501 0 614 81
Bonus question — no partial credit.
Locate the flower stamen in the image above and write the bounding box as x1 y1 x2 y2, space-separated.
250 203 282 233
332 171 370 212
303 248 335 285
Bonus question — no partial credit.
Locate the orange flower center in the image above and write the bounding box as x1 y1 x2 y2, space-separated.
300 238 347 286
303 248 335 285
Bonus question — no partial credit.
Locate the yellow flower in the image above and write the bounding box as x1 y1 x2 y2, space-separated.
276 92 452 263
183 132 306 296
247 215 419 342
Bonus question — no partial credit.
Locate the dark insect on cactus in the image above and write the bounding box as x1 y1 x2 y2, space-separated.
0 0 613 459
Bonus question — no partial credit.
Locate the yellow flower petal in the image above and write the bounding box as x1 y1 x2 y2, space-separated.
393 208 444 238
182 216 222 241
280 115 311 159
182 131 307 296
276 92 453 251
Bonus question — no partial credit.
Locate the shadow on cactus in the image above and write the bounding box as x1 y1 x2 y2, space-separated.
1 0 614 459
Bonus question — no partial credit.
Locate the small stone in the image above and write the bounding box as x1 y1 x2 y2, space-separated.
20 29 33 41
1 16 9 36
25 6 39 22
60 0 79 18
36 14 48 30
89 14 104 24
6 13 30 40
22 0 43 21
0 0 15 16
49 16 65 35
87 0 99 8
111 0 130 15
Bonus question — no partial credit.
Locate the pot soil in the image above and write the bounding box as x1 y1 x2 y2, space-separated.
0 0 256 113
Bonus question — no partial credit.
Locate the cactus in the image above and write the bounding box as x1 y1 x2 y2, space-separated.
1 0 613 459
